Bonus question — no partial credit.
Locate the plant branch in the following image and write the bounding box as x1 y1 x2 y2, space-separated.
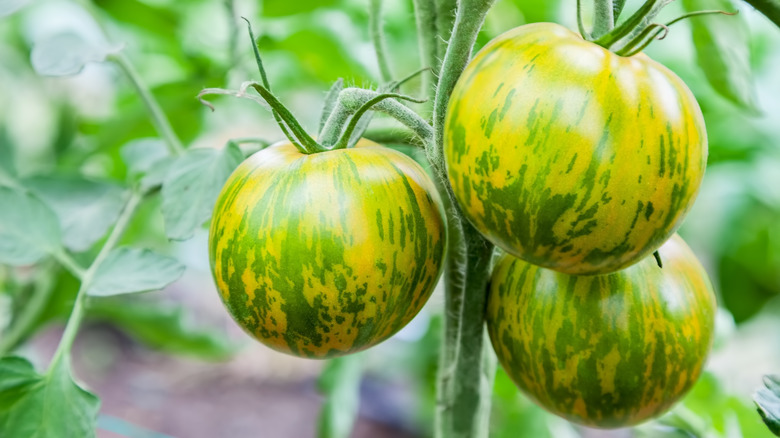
332 93 428 150
412 0 439 101
370 0 394 83
430 0 495 178
320 88 433 147
51 250 85 279
436 0 458 63
593 0 616 38
108 53 185 156
744 0 780 27
47 191 143 373
428 1 497 437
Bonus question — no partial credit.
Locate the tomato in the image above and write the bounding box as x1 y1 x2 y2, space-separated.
486 234 717 428
208 140 446 359
444 22 707 275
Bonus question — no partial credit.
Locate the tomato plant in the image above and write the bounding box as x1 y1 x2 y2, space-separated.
209 140 446 358
445 22 707 276
487 234 717 428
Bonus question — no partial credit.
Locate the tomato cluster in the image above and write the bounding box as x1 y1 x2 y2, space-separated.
445 24 716 427
208 17 717 431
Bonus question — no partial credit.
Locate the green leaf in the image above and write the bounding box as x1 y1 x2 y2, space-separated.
161 144 243 241
262 0 339 17
317 355 362 438
120 138 170 178
87 248 185 297
0 357 100 438
0 0 30 19
30 32 113 77
682 0 759 112
756 375 780 436
88 299 235 359
0 187 62 266
24 176 126 252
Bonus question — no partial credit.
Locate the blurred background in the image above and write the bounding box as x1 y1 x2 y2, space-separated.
1 0 779 437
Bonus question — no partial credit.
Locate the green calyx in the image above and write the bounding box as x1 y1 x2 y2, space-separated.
581 0 737 57
197 20 432 155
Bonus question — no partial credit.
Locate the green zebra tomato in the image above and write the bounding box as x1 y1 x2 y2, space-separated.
487 234 716 428
444 22 707 275
209 140 446 359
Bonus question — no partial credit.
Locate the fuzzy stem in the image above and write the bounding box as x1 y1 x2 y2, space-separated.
412 0 439 100
436 0 458 62
108 53 185 156
370 0 394 83
437 217 496 438
320 89 433 147
429 1 498 437
331 93 427 150
593 0 616 38
744 0 780 27
47 191 142 374
430 0 495 176
594 0 663 49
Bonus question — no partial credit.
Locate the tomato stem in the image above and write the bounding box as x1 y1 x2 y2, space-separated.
331 93 428 150
615 23 669 57
318 79 346 137
594 0 671 51
109 53 185 156
370 0 394 83
47 191 143 375
321 88 433 148
411 0 439 101
245 83 325 153
592 0 616 39
430 1 498 437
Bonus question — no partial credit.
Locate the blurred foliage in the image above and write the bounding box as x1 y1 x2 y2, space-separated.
0 0 779 437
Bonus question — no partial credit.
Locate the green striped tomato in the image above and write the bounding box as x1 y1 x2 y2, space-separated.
444 22 707 275
487 234 716 428
209 140 446 359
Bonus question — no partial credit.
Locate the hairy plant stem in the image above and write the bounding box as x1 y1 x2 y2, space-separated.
744 0 780 27
47 191 143 374
412 0 439 100
427 1 497 437
108 53 185 156
370 0 394 83
319 88 433 147
436 0 458 62
593 0 616 38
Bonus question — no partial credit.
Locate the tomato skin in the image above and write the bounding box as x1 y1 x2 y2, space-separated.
209 140 446 359
444 22 707 275
486 234 716 428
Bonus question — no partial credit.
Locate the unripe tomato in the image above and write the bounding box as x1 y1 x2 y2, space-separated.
487 234 717 428
209 140 446 359
445 22 707 275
